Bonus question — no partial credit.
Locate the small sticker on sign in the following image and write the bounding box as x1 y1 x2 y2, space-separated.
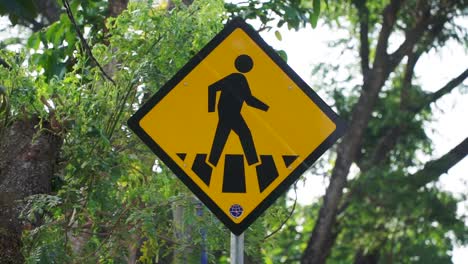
229 204 243 218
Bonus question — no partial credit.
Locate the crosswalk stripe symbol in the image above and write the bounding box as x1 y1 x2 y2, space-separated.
127 18 346 235
192 154 212 186
186 153 287 193
282 155 299 167
256 155 279 192
222 155 246 193
176 153 187 161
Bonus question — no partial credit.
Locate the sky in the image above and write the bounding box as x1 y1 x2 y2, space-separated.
254 20 468 263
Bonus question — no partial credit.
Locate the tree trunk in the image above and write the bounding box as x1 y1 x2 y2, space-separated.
354 250 379 264
35 0 61 24
109 0 130 17
0 117 62 263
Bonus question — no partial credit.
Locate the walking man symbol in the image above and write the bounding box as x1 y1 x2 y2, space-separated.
208 54 269 167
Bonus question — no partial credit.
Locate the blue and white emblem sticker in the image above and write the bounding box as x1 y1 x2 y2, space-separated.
229 204 243 218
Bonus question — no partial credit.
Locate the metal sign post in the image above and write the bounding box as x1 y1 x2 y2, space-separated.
230 232 244 264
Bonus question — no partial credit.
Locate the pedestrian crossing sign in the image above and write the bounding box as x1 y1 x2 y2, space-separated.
127 18 346 235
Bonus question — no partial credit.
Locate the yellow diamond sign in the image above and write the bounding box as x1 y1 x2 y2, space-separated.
128 18 346 235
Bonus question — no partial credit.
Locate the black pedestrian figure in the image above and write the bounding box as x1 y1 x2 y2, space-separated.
208 54 269 166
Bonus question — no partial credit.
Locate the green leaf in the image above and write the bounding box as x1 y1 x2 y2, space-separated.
309 12 319 28
276 50 288 62
314 0 322 13
309 0 321 28
274 30 282 41
300 0 313 9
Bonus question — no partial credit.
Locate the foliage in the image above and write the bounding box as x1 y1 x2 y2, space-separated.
225 0 324 31
27 0 108 81
262 201 320 263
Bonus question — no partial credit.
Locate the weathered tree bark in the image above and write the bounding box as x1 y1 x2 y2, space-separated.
0 117 62 263
35 0 61 24
353 250 379 264
109 0 130 17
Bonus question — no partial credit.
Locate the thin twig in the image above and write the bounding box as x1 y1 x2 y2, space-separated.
263 183 298 240
80 204 131 260
0 57 11 70
106 79 136 139
61 0 116 85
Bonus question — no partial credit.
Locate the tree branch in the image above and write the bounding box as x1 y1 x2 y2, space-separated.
388 3 431 69
410 137 468 188
400 50 422 109
363 50 422 168
400 10 447 107
263 184 297 241
354 0 370 77
423 67 468 109
362 15 456 167
0 58 11 70
368 67 467 167
61 0 116 85
388 0 456 71
373 0 404 70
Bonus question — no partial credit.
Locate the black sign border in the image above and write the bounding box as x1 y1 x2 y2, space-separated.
127 17 346 235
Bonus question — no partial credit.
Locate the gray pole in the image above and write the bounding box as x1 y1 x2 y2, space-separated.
230 233 244 264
